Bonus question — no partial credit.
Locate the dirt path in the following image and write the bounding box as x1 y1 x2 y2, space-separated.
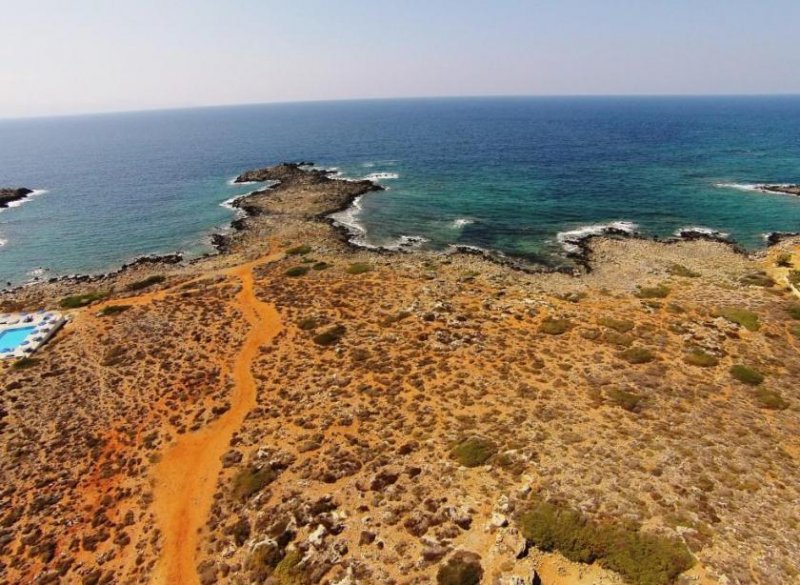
150 259 282 584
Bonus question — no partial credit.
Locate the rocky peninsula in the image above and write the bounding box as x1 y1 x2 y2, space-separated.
0 187 33 208
1 164 800 585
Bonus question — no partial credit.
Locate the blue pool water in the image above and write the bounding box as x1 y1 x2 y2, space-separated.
0 326 35 352
1 96 800 285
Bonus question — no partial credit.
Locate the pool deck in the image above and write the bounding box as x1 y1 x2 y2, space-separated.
0 311 66 359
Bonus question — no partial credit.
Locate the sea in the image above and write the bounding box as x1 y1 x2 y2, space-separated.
2 96 800 287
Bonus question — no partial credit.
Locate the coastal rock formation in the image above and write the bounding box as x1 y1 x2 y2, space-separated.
0 187 33 207
761 184 800 196
2 164 800 585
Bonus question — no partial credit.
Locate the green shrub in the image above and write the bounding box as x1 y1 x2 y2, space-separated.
755 388 788 410
635 285 670 299
776 252 793 268
12 357 40 370
126 275 165 291
787 304 800 320
285 266 310 277
451 436 497 467
608 388 643 412
60 291 107 309
312 262 330 271
740 272 775 288
286 244 312 255
793 325 800 339
620 347 655 364
717 307 760 331
518 500 694 585
603 331 634 347
232 466 277 500
313 324 346 346
683 350 719 368
539 317 571 335
598 317 635 333
668 264 700 278
730 364 764 386
788 270 800 286
346 262 372 275
437 552 484 585
297 317 318 331
100 305 131 316
273 549 303 585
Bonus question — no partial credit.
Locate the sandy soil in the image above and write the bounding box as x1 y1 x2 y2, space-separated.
2 164 800 585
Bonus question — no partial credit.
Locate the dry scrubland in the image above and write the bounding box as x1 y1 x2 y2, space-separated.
2 165 800 585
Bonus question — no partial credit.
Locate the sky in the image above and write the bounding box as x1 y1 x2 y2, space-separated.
1 0 799 118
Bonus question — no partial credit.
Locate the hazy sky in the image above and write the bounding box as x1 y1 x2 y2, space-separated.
2 0 799 118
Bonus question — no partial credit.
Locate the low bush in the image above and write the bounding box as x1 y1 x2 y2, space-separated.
297 317 318 331
232 466 277 500
787 304 800 320
598 317 635 333
12 357 39 370
740 272 775 287
285 266 310 277
126 275 165 291
668 264 700 278
539 317 571 335
272 549 303 585
607 388 642 412
346 262 372 275
312 262 330 271
451 436 497 467
717 307 760 331
518 500 694 585
286 244 312 255
620 347 655 364
793 324 800 339
776 252 793 268
437 552 484 585
755 388 788 410
788 270 800 286
635 284 670 299
100 305 131 316
684 350 719 368
60 291 107 309
313 324 346 346
730 364 764 386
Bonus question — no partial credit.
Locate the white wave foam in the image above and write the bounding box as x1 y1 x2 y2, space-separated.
674 226 729 239
330 195 368 238
228 177 254 186
381 235 429 251
364 172 399 181
557 221 638 253
715 182 797 195
451 218 475 229
1 189 48 212
0 238 6 247
220 195 243 212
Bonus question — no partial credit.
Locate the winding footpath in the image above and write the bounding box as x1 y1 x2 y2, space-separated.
150 259 282 584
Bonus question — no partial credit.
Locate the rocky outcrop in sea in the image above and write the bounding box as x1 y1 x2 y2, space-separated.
0 188 33 208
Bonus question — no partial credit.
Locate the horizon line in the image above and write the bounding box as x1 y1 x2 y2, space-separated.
3 92 800 123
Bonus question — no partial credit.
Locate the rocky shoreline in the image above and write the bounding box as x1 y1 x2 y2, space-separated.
0 187 33 208
760 184 800 196
3 163 799 302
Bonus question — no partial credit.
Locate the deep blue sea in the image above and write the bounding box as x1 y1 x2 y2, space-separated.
2 96 800 286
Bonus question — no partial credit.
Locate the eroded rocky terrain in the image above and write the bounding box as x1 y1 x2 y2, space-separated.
2 165 800 584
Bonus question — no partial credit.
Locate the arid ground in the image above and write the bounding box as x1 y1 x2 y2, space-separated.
2 165 799 585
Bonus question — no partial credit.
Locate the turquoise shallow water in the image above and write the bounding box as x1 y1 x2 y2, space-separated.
1 96 800 286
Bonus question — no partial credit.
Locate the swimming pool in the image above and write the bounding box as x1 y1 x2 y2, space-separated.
0 326 36 352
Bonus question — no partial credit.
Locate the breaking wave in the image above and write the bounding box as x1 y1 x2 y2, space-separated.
556 221 638 253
